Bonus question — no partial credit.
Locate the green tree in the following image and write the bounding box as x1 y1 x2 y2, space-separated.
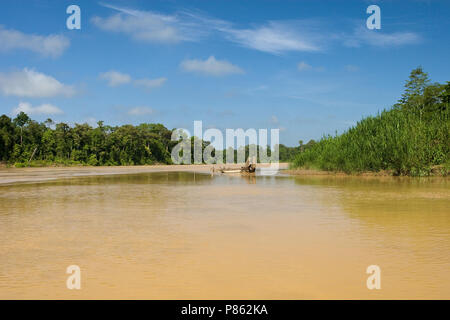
0 115 14 160
400 66 430 103
13 112 30 146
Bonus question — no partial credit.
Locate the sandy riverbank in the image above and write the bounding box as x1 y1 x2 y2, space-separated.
286 167 449 177
0 163 289 185
284 168 393 176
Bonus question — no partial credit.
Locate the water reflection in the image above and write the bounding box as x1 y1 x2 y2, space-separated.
0 172 448 299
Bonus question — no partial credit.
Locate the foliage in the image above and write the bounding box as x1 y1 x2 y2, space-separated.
291 68 449 176
0 116 177 166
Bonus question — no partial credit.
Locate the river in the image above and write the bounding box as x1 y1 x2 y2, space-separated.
0 171 449 299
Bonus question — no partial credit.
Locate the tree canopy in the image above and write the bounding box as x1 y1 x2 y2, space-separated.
0 116 177 166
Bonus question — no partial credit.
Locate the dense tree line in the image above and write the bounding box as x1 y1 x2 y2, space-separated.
292 67 450 176
0 114 300 166
0 116 177 166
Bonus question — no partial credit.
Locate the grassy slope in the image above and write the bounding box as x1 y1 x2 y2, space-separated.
291 97 449 177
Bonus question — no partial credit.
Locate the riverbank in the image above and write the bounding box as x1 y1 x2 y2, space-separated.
286 165 449 177
285 168 390 176
0 163 289 185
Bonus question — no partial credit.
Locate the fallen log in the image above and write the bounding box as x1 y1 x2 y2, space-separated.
217 158 257 174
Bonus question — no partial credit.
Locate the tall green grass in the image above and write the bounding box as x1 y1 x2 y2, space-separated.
292 80 449 176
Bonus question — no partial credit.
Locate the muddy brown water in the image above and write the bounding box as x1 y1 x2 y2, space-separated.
0 171 449 299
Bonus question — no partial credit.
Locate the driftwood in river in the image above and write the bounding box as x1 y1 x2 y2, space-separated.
217 157 256 174
241 158 256 173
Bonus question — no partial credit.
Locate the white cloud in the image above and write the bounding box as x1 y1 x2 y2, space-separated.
345 27 421 48
180 56 243 76
99 71 131 87
134 77 167 89
366 31 420 47
0 68 75 98
92 5 420 55
93 5 320 54
92 14 180 43
11 102 63 116
99 71 167 89
181 11 322 54
219 21 321 54
92 4 204 44
128 106 154 116
0 26 69 58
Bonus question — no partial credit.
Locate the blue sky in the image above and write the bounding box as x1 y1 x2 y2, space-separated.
0 0 449 146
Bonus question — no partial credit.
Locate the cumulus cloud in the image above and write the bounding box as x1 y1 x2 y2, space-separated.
0 68 75 98
180 56 243 76
128 106 154 116
99 71 131 87
0 26 70 58
11 102 63 116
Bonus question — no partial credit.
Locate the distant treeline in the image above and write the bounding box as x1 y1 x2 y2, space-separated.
0 113 302 167
0 118 177 166
291 67 450 176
